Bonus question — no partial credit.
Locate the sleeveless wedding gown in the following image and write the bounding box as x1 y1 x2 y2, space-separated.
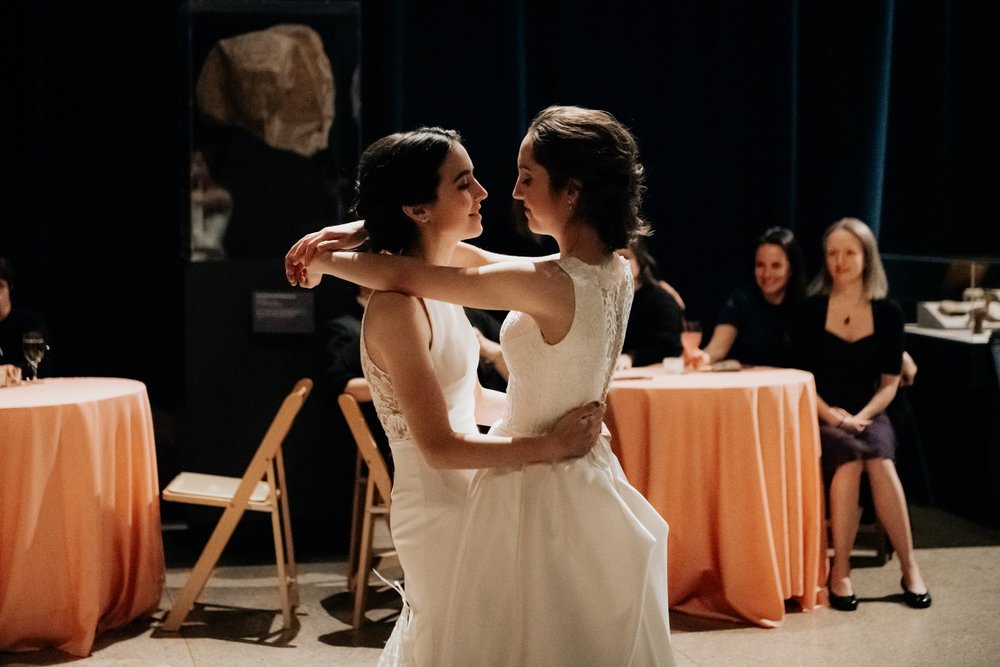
364 257 675 666
361 298 480 666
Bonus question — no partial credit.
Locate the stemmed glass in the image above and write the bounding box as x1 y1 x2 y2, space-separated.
22 331 47 381
680 319 702 368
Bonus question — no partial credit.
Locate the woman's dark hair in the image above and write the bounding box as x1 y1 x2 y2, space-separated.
0 257 13 289
526 105 648 251
756 226 806 303
350 127 461 255
629 237 660 287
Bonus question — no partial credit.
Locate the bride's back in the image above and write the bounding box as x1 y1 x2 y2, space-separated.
493 255 632 438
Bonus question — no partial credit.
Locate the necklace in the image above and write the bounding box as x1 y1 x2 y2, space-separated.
833 297 865 327
841 301 870 325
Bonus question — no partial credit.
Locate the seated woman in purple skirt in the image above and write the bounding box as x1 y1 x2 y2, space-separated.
791 218 931 612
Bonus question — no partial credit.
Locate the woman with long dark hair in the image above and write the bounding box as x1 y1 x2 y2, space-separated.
692 226 806 368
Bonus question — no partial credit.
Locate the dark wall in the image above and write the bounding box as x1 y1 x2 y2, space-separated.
359 0 1000 325
9 2 185 401
9 0 1000 557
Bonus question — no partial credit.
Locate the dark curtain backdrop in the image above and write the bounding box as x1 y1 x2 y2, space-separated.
7 0 999 403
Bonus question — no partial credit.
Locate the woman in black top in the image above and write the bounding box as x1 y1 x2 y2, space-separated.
692 226 806 368
615 237 683 369
792 218 930 611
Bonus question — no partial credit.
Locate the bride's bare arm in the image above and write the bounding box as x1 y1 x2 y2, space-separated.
365 292 601 469
285 221 556 284
304 251 575 343
451 242 558 268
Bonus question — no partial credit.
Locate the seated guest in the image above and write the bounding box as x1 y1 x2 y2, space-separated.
790 217 930 612
615 238 683 370
692 226 806 368
322 285 372 401
0 256 53 377
319 284 393 475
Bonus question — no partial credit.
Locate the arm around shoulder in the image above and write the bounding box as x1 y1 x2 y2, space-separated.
307 252 574 341
453 242 557 268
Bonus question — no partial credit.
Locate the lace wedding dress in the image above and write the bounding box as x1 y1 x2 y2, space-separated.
441 255 676 666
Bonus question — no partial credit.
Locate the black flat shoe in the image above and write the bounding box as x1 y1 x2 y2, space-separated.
901 578 932 609
828 590 858 612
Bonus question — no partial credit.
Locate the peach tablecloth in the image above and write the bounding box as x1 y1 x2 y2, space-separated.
606 366 828 627
0 377 165 656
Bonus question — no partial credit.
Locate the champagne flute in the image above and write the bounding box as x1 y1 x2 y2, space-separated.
22 331 46 381
680 319 702 368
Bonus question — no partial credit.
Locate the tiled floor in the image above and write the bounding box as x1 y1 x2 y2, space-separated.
3 505 999 666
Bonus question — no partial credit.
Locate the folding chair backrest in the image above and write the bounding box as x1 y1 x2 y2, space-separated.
338 390 397 627
338 393 392 507
228 378 313 505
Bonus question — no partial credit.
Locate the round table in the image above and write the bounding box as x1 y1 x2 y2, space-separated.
0 377 165 656
606 366 828 627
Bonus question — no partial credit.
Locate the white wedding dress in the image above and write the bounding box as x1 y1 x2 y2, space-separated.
364 256 675 667
361 297 480 666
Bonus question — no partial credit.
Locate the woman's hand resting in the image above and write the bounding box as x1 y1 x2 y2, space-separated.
687 348 712 370
545 401 606 461
829 406 872 434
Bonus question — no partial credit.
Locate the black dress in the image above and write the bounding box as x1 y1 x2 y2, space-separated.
715 284 794 367
791 296 904 478
621 282 683 366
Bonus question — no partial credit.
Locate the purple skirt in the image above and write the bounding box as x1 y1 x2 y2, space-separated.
820 412 897 481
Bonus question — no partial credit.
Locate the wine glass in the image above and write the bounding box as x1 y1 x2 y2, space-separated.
680 319 702 367
22 331 46 381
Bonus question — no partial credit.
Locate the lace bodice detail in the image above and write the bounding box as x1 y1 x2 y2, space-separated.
495 255 633 437
360 297 480 442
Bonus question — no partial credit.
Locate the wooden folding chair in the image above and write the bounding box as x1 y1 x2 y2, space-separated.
346 436 366 593
342 379 373 595
338 392 395 628
160 378 313 632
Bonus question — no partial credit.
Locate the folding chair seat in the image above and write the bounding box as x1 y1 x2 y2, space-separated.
160 378 312 632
